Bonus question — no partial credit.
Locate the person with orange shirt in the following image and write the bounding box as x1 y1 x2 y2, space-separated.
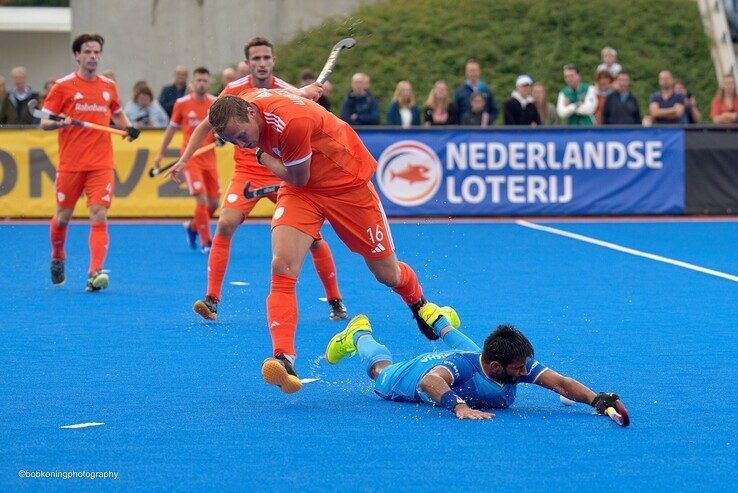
41 33 139 291
168 37 347 322
203 90 449 394
154 67 219 253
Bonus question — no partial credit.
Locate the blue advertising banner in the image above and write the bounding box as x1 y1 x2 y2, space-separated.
358 128 685 216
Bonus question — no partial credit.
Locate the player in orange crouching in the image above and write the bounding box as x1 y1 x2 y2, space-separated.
154 67 220 253
41 33 139 291
168 37 347 322
207 90 448 393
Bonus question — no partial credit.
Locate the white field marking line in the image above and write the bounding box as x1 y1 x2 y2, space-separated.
516 220 738 283
60 422 104 429
318 297 328 302
229 281 249 286
300 377 320 384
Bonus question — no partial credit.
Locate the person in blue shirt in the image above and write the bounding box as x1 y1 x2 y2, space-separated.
325 303 625 420
341 72 380 125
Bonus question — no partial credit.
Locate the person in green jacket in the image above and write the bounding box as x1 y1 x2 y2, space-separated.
556 64 597 125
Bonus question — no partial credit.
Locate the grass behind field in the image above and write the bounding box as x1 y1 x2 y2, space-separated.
273 0 713 123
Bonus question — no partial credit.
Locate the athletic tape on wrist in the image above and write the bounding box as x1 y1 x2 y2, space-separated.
439 390 465 411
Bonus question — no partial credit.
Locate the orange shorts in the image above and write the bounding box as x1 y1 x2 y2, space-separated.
272 182 395 260
55 168 115 209
184 165 220 198
221 177 279 215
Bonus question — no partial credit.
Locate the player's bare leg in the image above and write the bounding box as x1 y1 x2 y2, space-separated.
192 192 213 254
86 205 110 292
193 207 245 321
50 206 73 286
308 239 347 320
262 224 313 393
365 254 439 340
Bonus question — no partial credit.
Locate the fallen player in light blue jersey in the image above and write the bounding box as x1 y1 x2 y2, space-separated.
325 303 627 421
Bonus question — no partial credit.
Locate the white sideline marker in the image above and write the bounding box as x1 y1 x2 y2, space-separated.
229 281 249 286
516 220 738 283
60 422 104 429
300 377 321 384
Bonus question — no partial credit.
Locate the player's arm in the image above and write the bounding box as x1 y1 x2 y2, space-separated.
153 124 179 169
168 119 213 182
535 368 622 414
418 358 493 421
257 151 310 186
110 110 139 142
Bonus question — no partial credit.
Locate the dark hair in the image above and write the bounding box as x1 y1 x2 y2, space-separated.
300 69 316 82
244 36 274 59
209 95 252 134
563 63 579 74
132 82 154 102
482 324 534 366
72 33 104 54
193 67 210 76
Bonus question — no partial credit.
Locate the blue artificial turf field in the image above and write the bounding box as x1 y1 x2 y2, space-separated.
1 218 736 490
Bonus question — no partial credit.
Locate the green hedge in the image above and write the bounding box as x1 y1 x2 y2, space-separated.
272 0 714 123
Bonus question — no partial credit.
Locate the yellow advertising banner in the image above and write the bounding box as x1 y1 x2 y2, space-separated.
0 128 276 218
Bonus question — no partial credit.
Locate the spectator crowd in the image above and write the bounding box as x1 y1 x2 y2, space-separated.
2 45 738 128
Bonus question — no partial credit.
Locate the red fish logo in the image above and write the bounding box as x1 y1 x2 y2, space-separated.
390 164 430 184
377 141 442 207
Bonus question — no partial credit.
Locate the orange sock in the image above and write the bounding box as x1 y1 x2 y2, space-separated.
88 221 109 274
50 217 68 260
311 241 341 300
206 234 231 301
266 273 298 357
194 204 211 245
391 262 424 306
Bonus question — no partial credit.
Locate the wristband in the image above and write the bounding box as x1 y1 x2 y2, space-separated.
255 147 264 164
439 390 465 411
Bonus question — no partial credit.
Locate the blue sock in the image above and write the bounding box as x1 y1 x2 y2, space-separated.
431 315 450 338
441 328 481 352
356 333 392 377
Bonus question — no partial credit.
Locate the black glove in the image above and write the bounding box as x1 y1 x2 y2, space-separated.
591 392 620 414
125 126 140 140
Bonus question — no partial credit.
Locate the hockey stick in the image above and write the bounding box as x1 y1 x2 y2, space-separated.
243 181 280 199
316 38 356 84
149 142 218 178
29 99 129 137
604 400 631 427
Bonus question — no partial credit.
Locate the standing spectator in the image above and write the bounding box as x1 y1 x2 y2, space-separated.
454 59 498 123
593 69 614 124
675 80 702 124
0 76 7 124
1 67 39 125
648 70 687 124
462 92 490 126
710 73 738 124
159 65 188 117
503 74 541 126
596 46 622 77
124 81 169 128
37 79 56 109
341 72 380 125
236 61 249 79
423 80 458 126
300 69 331 111
557 64 597 125
386 80 420 127
215 67 237 95
603 71 641 124
533 83 558 125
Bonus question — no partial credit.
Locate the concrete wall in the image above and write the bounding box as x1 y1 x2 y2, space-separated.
71 0 378 105
0 31 72 94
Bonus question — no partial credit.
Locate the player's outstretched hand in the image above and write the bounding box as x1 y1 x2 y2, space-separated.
300 82 324 101
125 126 140 142
167 159 186 183
591 392 620 414
454 404 494 420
